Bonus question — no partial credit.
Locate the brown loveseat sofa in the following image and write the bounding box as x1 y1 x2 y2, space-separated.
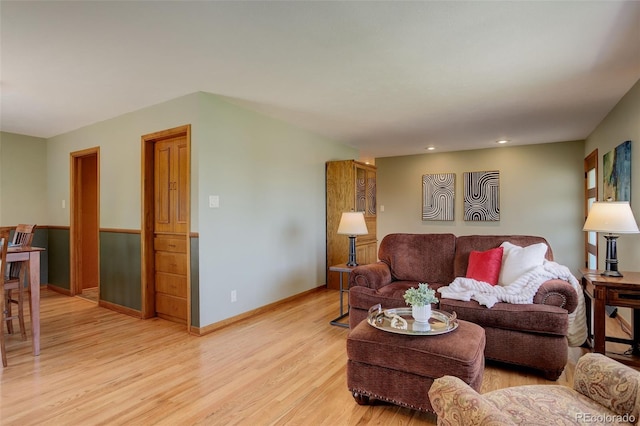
348 233 580 380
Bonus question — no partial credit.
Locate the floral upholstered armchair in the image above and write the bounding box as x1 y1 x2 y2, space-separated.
428 353 640 425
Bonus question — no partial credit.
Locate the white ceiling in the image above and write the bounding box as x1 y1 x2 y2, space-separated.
1 1 639 159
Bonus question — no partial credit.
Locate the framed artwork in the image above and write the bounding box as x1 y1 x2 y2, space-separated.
464 171 500 221
604 140 631 202
422 173 455 221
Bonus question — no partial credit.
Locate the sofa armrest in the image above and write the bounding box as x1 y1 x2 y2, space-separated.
532 279 578 313
574 353 640 421
429 376 515 426
349 262 393 291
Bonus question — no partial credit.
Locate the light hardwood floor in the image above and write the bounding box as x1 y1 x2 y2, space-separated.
0 287 622 425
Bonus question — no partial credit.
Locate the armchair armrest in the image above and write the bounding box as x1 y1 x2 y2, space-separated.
574 353 640 421
429 376 515 426
532 279 578 313
349 262 393 291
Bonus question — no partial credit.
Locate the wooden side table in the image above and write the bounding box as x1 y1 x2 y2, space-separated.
580 268 640 367
329 264 356 328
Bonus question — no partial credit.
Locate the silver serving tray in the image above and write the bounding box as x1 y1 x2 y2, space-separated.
367 304 458 336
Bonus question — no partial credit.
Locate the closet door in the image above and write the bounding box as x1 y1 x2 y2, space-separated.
154 136 188 234
151 130 190 324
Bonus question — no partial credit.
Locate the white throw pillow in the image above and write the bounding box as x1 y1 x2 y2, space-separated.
498 241 548 286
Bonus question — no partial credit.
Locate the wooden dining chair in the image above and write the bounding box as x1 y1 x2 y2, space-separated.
11 224 36 248
1 227 30 367
4 224 34 340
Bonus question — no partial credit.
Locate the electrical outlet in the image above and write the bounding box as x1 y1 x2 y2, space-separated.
231 290 237 303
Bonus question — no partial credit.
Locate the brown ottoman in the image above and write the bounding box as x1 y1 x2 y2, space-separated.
346 318 485 413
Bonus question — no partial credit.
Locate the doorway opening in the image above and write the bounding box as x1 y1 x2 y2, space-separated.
70 148 100 302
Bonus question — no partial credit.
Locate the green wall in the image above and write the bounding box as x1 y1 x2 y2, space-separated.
31 228 49 284
0 132 48 227
99 231 142 310
48 228 70 289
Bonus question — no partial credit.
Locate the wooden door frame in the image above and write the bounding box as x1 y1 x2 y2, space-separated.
141 124 191 328
70 147 100 297
584 149 598 268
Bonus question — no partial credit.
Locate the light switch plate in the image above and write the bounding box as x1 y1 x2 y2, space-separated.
209 195 220 208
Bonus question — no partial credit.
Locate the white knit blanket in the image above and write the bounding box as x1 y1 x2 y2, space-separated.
437 261 587 347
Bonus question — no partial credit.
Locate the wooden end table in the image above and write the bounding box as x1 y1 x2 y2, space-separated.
580 268 640 367
329 264 356 328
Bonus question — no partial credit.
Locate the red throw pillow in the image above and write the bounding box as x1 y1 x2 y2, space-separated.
466 247 504 286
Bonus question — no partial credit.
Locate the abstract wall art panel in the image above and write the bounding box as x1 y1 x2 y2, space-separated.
464 171 500 221
604 140 631 202
422 173 455 221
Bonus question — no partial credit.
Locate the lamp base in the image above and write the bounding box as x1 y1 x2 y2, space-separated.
602 234 624 278
346 235 358 267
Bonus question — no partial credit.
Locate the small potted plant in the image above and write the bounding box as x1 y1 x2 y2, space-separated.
403 283 439 324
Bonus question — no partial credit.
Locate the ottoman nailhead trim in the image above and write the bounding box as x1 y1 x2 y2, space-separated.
349 388 430 412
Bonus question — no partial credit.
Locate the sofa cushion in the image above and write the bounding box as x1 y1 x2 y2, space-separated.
453 235 553 278
378 233 456 283
488 385 630 424
498 241 548 286
466 247 503 285
439 299 568 336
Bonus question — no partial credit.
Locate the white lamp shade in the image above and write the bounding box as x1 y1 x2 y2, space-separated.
583 201 640 233
337 212 368 236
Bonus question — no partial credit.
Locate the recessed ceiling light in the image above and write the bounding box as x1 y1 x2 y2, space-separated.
496 140 509 144
425 146 436 151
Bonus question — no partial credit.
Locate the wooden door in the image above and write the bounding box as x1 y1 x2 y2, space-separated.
153 136 189 324
70 148 100 296
141 125 191 327
79 155 99 290
154 137 188 234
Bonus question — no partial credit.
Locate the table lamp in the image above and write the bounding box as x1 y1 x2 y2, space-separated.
583 201 639 277
337 212 368 267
